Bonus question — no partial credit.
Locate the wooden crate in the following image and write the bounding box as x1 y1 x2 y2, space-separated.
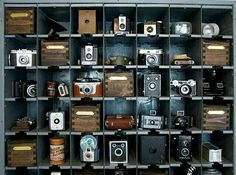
105 70 134 97
78 10 96 34
7 139 36 167
41 40 69 66
203 104 230 130
5 7 35 34
203 40 230 65
72 104 100 132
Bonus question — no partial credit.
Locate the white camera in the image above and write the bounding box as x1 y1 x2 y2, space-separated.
10 49 36 67
48 111 65 131
118 15 127 31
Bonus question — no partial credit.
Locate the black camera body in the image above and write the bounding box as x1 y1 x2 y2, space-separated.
170 79 196 97
203 70 224 96
173 135 193 161
144 73 161 97
173 111 193 130
12 80 37 98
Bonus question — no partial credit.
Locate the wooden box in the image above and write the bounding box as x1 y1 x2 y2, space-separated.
203 104 230 130
72 104 100 132
41 40 69 66
203 40 230 65
78 10 96 34
7 138 36 167
5 7 35 34
105 70 134 97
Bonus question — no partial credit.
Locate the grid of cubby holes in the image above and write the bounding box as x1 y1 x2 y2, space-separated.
4 3 234 175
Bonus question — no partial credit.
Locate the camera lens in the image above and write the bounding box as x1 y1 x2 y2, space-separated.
147 55 157 65
26 84 36 97
54 118 60 124
148 82 157 91
82 85 93 95
19 55 29 65
85 153 91 158
119 23 125 30
181 148 190 157
86 53 93 60
179 84 191 96
150 120 155 125
114 148 123 157
147 26 153 33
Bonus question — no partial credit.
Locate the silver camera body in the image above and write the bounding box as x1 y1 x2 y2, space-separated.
139 49 163 66
144 74 161 97
170 79 196 97
140 110 165 129
58 83 69 97
171 22 192 35
48 111 65 131
9 49 36 67
80 135 99 162
202 23 220 36
144 22 156 35
109 140 128 164
81 45 98 65
119 15 127 31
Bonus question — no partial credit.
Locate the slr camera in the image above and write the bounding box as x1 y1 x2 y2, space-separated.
173 135 193 161
109 140 128 164
173 110 193 130
203 69 224 96
12 80 37 98
80 135 99 162
140 110 165 130
171 22 192 35
139 49 163 66
80 44 98 66
47 111 65 131
9 49 36 67
114 14 130 35
170 79 196 97
73 78 103 97
144 73 161 97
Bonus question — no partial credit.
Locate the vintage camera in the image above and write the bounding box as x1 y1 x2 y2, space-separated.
203 142 222 163
202 23 220 36
144 74 161 97
171 22 192 35
170 79 196 97
144 21 157 35
114 14 130 35
173 135 192 161
80 44 98 65
203 168 222 175
173 110 193 130
58 83 69 97
109 140 128 164
172 54 195 65
80 135 99 162
139 49 163 66
51 172 61 175
73 78 103 97
45 80 59 97
47 111 65 131
9 49 36 67
140 110 165 130
12 80 37 98
11 116 36 132
203 70 224 96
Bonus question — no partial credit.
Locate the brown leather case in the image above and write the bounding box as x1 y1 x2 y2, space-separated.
105 70 134 97
72 104 100 132
5 7 35 34
41 40 69 66
203 104 230 130
73 82 103 97
7 139 37 167
78 10 96 34
105 115 135 130
203 40 230 65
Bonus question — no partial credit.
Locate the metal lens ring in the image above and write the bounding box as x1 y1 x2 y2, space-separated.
82 85 93 95
19 55 29 65
114 148 123 157
86 53 93 60
179 84 191 96
148 81 157 91
147 26 154 33
181 148 190 157
27 84 36 97
147 55 157 64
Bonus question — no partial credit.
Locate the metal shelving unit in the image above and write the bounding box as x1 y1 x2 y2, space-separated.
0 0 235 175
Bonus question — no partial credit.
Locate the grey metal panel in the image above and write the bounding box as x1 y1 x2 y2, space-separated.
4 4 37 7
202 5 233 9
170 4 201 8
38 3 70 7
104 4 136 7
71 4 103 7
137 4 169 7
